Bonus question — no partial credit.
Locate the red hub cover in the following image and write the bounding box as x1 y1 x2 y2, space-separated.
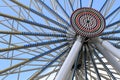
70 8 105 37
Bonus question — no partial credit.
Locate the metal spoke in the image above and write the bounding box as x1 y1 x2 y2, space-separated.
105 6 120 19
37 69 59 79
36 0 70 27
72 49 81 80
88 0 93 8
101 30 120 35
0 30 67 37
80 0 82 8
0 43 68 74
0 13 66 33
93 49 117 80
29 48 69 80
106 20 120 29
11 0 68 29
99 0 107 12
0 39 69 52
55 0 70 20
69 0 74 12
88 45 101 80
84 45 88 80
110 43 120 49
101 36 120 41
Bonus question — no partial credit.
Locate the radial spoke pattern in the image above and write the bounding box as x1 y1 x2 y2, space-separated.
0 0 120 80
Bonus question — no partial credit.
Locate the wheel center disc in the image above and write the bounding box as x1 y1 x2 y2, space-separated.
70 8 105 37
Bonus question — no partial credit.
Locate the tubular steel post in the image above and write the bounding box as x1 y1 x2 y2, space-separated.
94 39 120 73
96 38 120 59
55 36 83 80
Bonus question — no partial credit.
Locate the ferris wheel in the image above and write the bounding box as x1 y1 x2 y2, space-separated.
0 0 120 80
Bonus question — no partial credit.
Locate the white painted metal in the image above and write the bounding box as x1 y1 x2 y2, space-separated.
65 70 73 80
88 0 93 7
55 36 82 80
96 38 120 59
102 41 120 59
94 40 120 73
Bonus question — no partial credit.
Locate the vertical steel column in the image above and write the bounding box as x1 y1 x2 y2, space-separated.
55 36 83 80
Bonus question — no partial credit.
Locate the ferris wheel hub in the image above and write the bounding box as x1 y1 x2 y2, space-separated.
70 7 105 37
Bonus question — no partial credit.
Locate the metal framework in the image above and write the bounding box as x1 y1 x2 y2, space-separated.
0 0 120 80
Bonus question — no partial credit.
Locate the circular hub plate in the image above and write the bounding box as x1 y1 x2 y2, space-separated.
70 8 105 37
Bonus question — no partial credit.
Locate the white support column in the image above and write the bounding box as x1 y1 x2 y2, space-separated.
65 70 73 80
96 38 120 59
95 41 120 73
55 36 82 80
